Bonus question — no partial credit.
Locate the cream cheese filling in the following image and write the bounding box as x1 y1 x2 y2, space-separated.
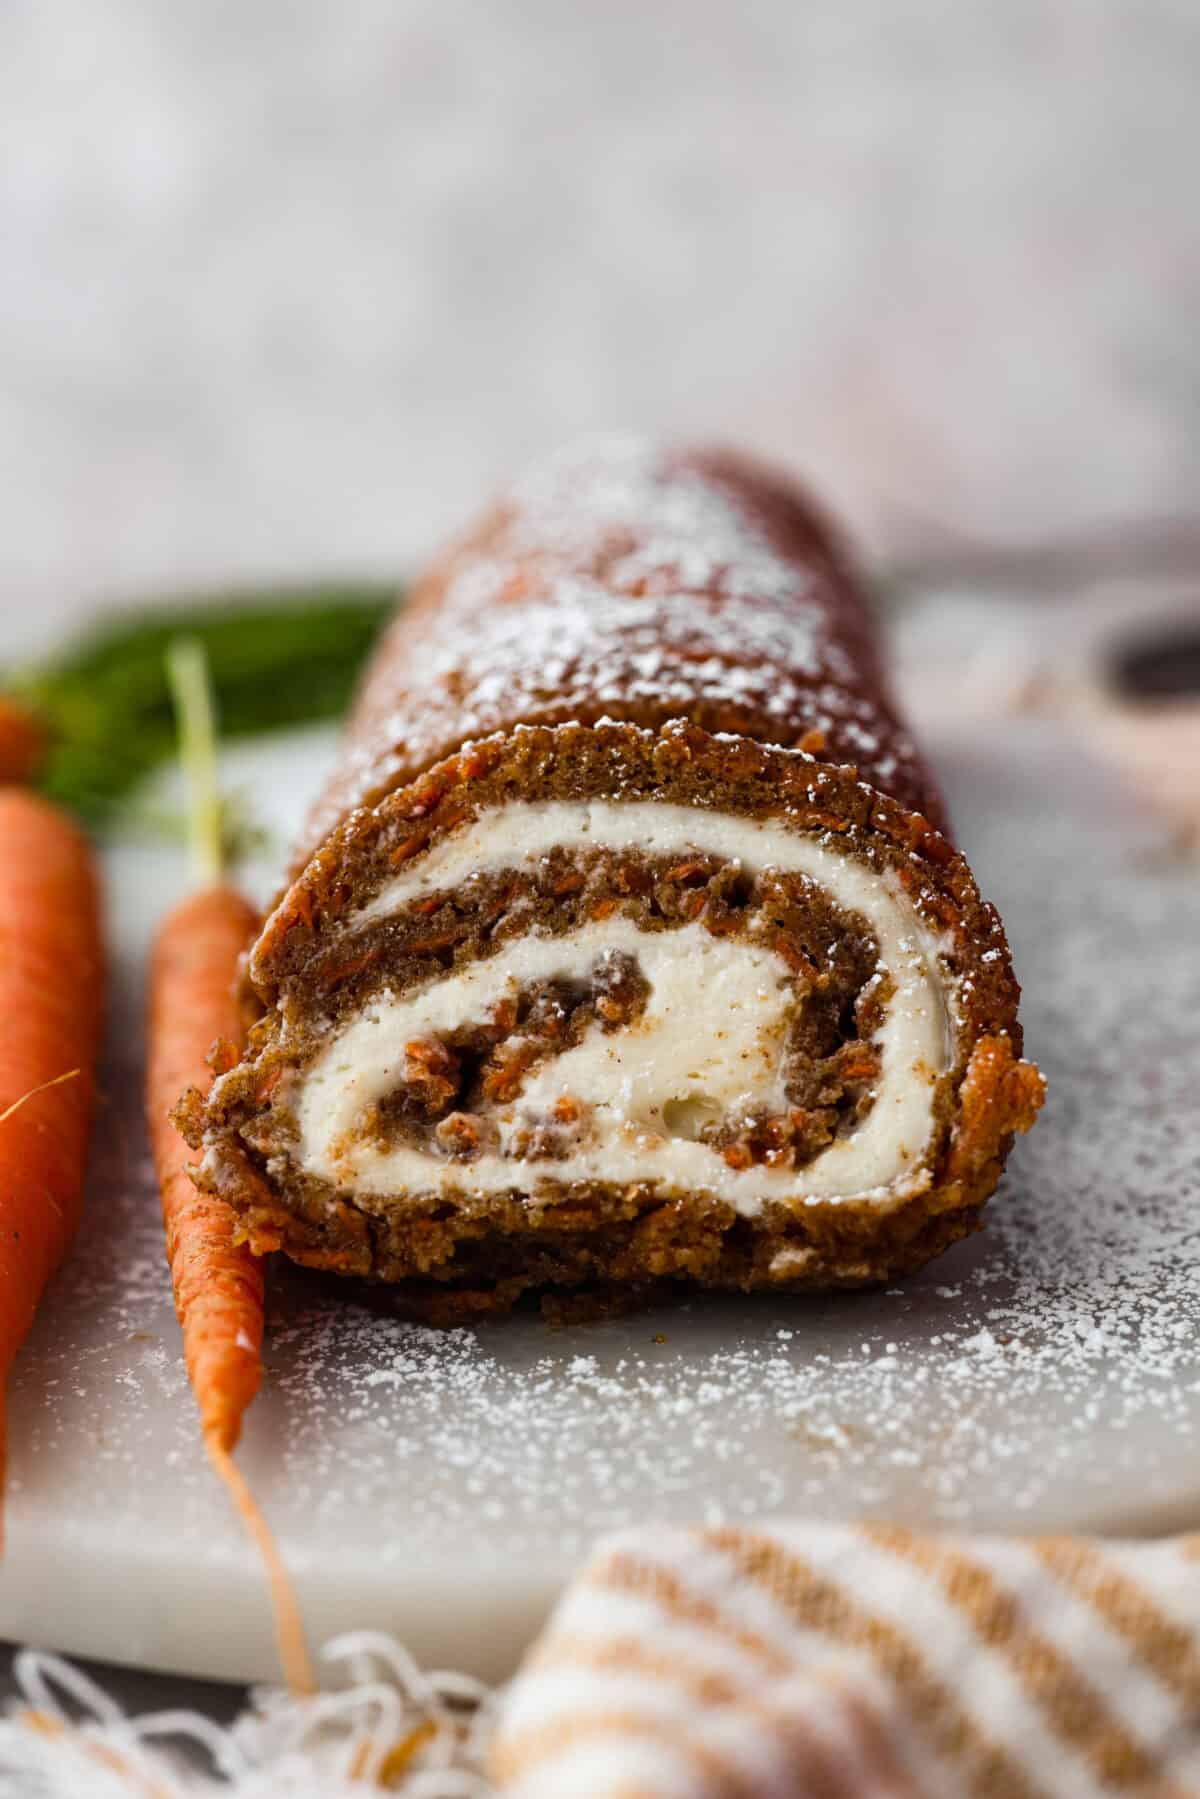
283 802 956 1212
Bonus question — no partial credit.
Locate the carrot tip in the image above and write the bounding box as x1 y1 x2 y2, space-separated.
205 1434 315 1697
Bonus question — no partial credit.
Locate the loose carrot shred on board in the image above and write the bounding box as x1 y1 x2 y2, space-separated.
147 882 314 1695
0 790 105 1526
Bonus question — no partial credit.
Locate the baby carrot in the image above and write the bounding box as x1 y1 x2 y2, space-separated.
0 789 104 1507
147 640 313 1692
147 882 263 1454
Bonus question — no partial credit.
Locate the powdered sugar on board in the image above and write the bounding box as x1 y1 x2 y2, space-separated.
0 715 1196 1688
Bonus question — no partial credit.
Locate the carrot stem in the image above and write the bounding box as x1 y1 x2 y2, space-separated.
0 696 48 786
165 638 224 886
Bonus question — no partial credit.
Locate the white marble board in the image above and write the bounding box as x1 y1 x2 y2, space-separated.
0 717 1196 1686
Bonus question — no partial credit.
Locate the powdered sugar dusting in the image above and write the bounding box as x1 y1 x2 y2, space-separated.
308 438 935 856
3 714 1196 1686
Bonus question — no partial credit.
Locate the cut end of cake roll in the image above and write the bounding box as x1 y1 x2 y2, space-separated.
184 721 1044 1315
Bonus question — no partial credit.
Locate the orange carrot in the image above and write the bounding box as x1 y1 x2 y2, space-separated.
148 637 313 1693
0 698 47 786
0 790 104 1505
148 881 314 1694
147 883 262 1453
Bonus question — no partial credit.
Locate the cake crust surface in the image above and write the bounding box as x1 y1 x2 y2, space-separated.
183 441 1044 1315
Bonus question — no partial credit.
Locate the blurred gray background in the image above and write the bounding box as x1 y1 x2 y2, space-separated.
3 0 1199 646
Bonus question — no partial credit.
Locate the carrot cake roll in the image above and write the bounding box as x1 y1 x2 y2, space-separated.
181 439 1044 1314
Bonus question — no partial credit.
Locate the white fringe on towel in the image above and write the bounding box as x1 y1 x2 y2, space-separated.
0 1633 496 1798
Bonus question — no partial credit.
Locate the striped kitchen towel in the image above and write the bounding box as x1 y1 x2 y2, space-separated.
493 1522 1200 1797
5 1523 1200 1795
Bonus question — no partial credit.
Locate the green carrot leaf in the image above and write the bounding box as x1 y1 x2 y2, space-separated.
12 584 396 828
